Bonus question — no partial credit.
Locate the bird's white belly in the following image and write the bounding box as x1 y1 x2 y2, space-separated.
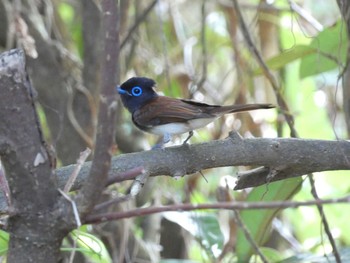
149 118 215 135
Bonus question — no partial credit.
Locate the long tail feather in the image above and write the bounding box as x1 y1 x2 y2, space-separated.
212 103 275 115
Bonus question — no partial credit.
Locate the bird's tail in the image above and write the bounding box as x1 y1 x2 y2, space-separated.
212 103 275 115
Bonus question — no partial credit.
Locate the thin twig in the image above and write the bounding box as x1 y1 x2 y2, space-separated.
233 210 269 263
197 0 208 90
288 0 323 32
308 175 342 263
64 148 91 193
68 234 78 263
130 171 150 196
93 194 132 212
120 0 157 50
66 83 94 148
85 195 350 224
59 189 81 228
232 0 298 137
0 163 10 207
106 166 144 186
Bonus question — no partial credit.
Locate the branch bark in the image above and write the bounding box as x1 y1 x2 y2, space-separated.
0 131 347 217
75 0 119 217
0 49 72 263
51 133 350 199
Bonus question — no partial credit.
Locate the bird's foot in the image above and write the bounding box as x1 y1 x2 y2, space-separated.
151 143 164 150
182 131 193 145
163 133 172 144
151 133 172 150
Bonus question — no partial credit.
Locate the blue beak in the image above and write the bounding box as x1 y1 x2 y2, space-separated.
117 86 129 95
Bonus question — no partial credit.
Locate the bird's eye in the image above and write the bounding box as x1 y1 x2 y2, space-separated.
131 86 142 96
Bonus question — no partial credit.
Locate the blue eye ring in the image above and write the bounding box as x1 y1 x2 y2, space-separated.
131 86 142 96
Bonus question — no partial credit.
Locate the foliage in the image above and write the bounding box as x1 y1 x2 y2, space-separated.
61 228 112 263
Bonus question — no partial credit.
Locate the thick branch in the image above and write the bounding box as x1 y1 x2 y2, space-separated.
57 133 350 190
0 133 348 214
0 49 57 210
0 49 63 262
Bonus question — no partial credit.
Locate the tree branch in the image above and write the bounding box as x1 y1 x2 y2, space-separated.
0 48 63 262
0 49 57 211
57 132 350 191
0 132 348 215
75 0 119 217
85 195 350 224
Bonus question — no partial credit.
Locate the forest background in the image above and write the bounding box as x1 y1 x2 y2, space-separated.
0 0 350 262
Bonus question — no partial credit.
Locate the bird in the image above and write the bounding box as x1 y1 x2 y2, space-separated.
118 77 274 146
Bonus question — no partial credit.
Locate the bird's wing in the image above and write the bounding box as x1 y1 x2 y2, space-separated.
133 96 216 126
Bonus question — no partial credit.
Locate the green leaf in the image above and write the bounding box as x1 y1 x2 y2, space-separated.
63 229 112 263
253 20 347 78
0 230 9 256
163 211 224 258
58 2 75 23
300 21 347 78
253 45 316 75
236 177 302 262
258 247 284 262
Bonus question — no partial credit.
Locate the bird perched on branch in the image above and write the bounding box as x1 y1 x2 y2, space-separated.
118 77 274 146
